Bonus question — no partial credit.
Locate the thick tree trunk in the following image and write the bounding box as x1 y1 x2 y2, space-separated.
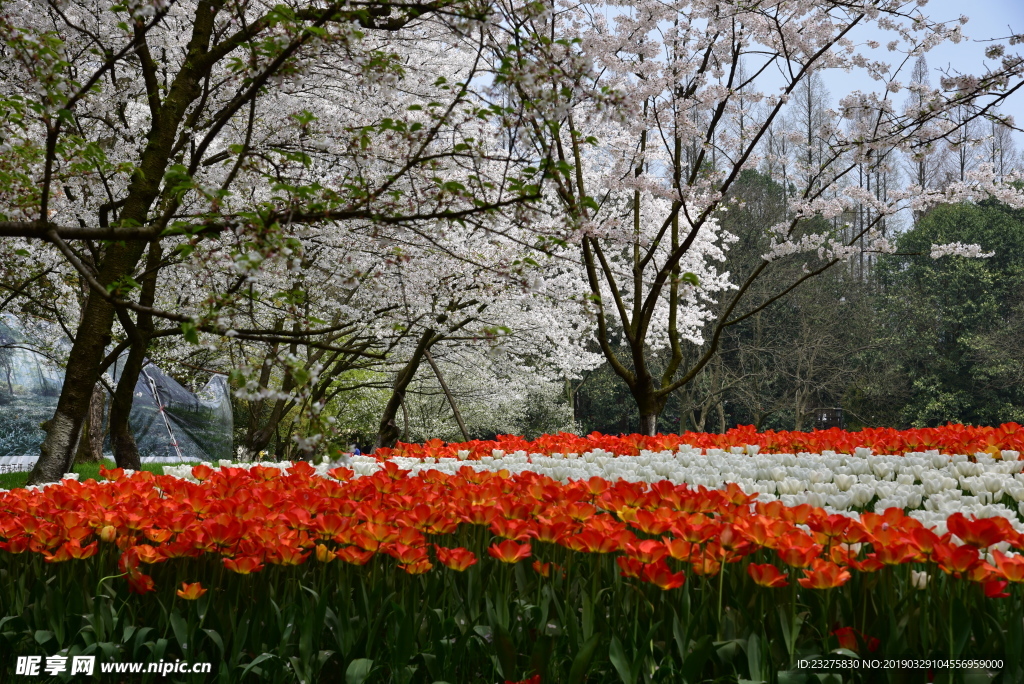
373 329 435 451
28 243 147 484
629 374 666 437
638 413 658 436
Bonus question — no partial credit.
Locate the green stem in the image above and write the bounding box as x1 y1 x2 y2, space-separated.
717 562 725 640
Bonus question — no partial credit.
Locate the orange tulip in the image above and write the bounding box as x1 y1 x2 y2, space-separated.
400 558 432 574
993 551 1024 583
337 546 374 566
191 464 213 481
776 535 821 568
563 529 623 554
128 573 156 594
947 513 1009 548
934 543 983 576
176 582 208 600
436 546 478 572
528 522 574 544
487 540 531 564
747 563 788 588
269 545 309 566
315 544 336 563
798 560 851 589
641 561 686 590
624 539 668 565
223 556 264 575
133 544 163 564
616 556 644 579
873 543 917 566
832 627 879 653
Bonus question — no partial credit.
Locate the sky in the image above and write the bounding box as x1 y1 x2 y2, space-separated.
835 0 1024 130
927 0 1024 125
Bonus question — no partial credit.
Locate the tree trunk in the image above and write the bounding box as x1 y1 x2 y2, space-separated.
74 384 105 464
90 384 105 460
108 347 146 471
638 413 658 436
108 241 162 470
793 389 806 431
400 396 410 442
629 374 667 436
373 329 435 451
424 348 469 441
28 243 147 484
27 6 219 484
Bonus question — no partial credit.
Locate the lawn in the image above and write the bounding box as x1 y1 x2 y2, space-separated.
0 459 188 490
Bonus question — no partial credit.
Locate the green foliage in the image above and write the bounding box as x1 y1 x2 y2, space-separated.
0 535 1016 683
860 201 1024 427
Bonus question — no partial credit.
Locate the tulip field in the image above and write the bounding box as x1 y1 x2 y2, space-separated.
4 426 1024 682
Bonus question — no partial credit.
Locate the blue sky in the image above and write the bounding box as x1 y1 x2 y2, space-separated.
914 0 1022 123
842 0 1024 129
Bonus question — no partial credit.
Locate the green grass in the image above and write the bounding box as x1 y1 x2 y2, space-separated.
0 459 195 490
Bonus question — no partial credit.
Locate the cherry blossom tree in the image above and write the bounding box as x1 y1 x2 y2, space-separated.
0 0 558 482
494 0 1024 434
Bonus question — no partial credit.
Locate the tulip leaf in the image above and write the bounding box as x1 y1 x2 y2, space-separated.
202 629 225 658
492 621 517 680
776 671 810 684
681 634 714 684
346 658 374 684
529 634 553 681
239 652 278 679
715 638 744 664
953 599 972 656
169 609 188 656
608 635 635 684
581 592 594 641
567 632 602 684
777 606 804 658
746 633 764 682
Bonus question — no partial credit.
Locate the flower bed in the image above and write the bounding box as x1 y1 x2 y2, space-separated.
2 435 1023 682
326 445 1024 531
376 423 1024 460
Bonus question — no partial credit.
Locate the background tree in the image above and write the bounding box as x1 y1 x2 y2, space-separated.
501 0 1024 435
0 0 551 482
852 200 1024 427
